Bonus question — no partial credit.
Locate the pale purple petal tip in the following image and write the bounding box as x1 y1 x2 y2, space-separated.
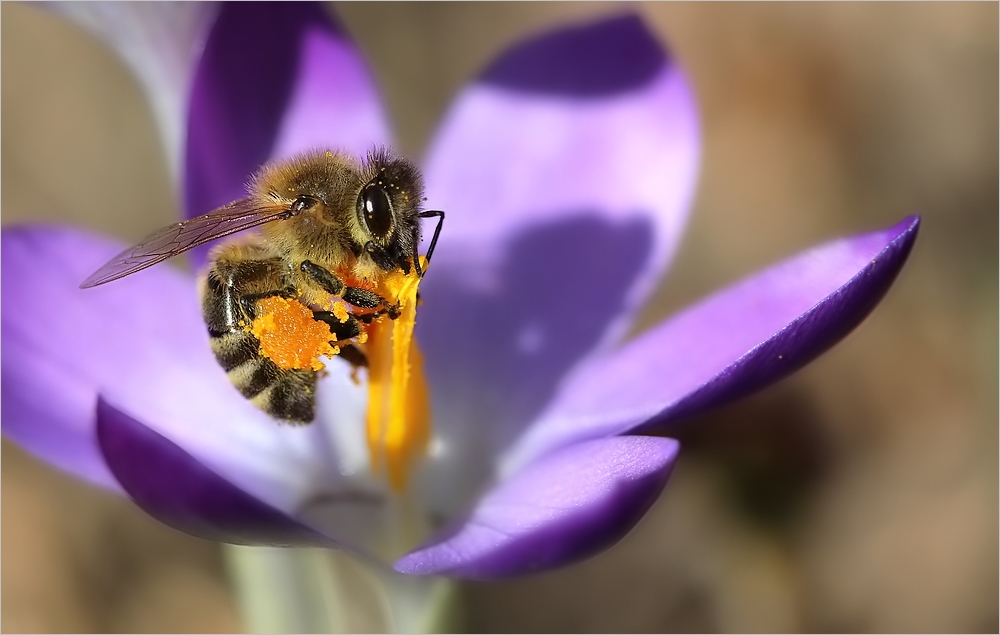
96 398 334 547
481 14 667 96
395 436 679 579
508 216 919 467
420 13 700 455
1 225 209 492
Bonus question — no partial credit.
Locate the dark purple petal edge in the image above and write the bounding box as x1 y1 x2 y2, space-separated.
96 397 335 547
504 216 920 473
480 13 668 97
395 436 679 579
645 215 921 431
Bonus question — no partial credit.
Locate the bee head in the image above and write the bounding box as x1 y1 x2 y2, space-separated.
357 149 424 274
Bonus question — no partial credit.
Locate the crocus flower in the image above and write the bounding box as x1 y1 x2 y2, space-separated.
2 3 918 585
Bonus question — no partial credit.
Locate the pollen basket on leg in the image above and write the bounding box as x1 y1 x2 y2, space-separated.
249 296 339 371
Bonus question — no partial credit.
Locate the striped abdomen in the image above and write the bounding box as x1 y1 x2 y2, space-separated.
202 250 317 423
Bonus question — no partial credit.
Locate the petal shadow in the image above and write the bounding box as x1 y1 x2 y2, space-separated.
415 214 652 515
422 13 701 363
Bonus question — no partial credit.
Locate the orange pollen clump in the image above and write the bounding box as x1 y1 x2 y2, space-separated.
250 296 338 371
332 301 350 323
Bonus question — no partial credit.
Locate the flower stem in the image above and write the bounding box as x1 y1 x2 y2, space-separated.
223 544 458 633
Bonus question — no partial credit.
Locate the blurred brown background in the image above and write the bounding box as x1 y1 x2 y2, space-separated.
2 2 996 632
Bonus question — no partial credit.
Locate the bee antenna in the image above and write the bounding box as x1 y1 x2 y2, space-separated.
416 210 445 278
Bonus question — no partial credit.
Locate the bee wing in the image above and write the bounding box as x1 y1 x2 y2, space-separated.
80 198 296 288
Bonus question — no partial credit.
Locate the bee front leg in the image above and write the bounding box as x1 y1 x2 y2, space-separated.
299 260 398 316
312 310 362 340
312 312 370 369
338 345 369 369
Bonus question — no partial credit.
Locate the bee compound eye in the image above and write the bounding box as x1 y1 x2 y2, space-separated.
359 184 394 240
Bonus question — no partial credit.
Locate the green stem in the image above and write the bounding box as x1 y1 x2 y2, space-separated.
224 545 457 634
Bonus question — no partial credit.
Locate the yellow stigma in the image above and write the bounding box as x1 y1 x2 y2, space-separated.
248 266 431 491
365 258 430 491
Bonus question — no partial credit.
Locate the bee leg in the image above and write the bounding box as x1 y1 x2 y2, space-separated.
311 311 369 370
354 306 401 323
203 257 316 423
338 345 369 369
239 286 297 317
312 310 362 340
300 260 396 313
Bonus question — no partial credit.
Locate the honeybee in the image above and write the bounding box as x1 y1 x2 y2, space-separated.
82 147 444 424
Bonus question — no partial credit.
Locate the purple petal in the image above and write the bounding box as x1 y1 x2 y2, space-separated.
417 14 700 468
0 226 352 522
0 225 207 490
184 2 390 265
504 216 920 470
396 436 679 579
97 398 333 546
